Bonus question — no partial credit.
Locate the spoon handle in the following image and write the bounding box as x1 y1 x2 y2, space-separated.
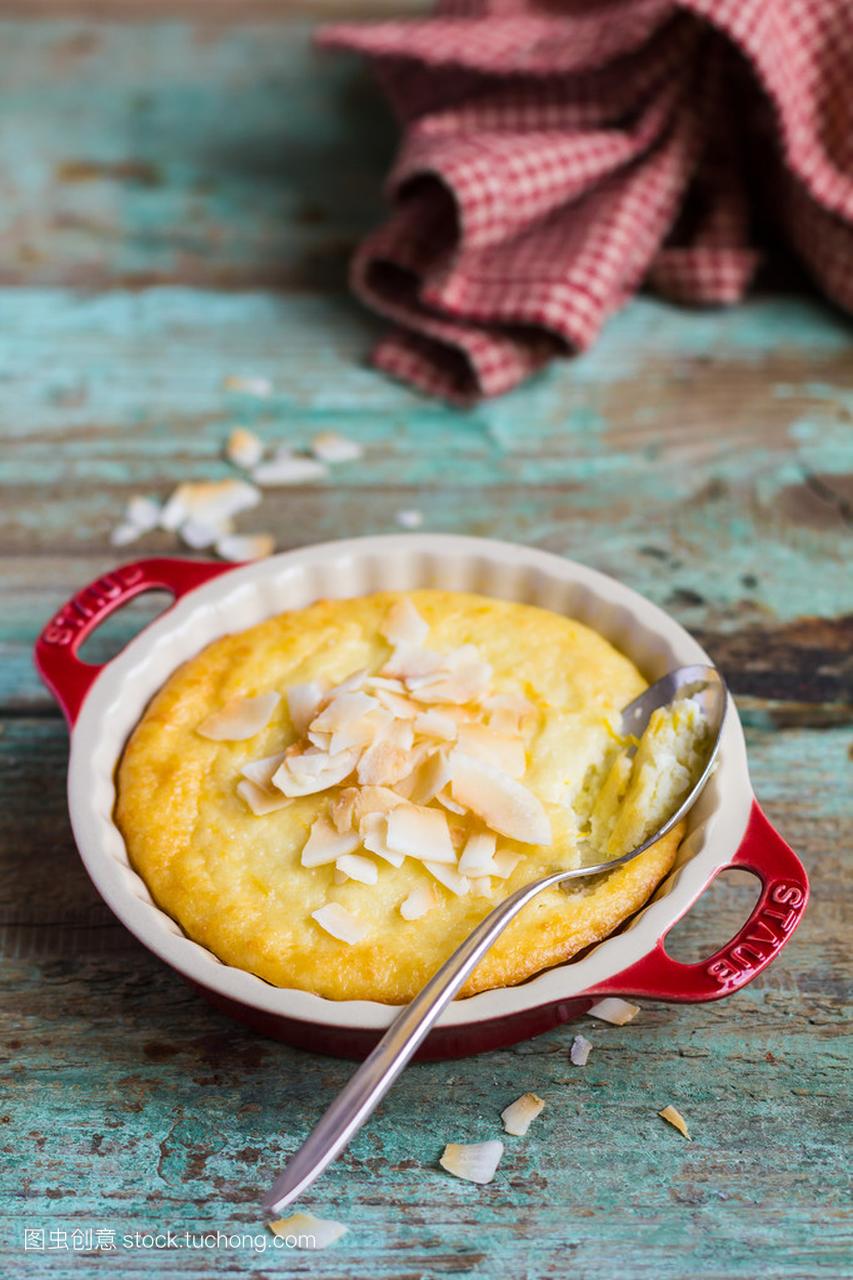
261 870 565 1215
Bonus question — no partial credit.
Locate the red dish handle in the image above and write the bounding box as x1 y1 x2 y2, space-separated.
587 800 808 1002
34 557 237 727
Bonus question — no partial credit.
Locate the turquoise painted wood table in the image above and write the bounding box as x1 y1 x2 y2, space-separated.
1 7 850 1278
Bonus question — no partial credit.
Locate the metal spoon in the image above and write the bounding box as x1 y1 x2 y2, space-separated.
262 663 726 1215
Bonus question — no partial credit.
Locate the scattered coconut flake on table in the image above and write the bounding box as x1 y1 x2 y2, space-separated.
110 521 144 547
216 532 275 562
311 431 363 463
570 1034 593 1066
400 883 435 920
224 374 272 397
588 997 640 1026
311 902 367 945
180 516 229 550
268 1212 347 1250
301 816 361 867
659 1105 692 1140
196 691 280 741
396 509 423 528
125 495 161 531
166 479 261 530
501 1093 545 1136
252 452 328 486
226 426 264 470
440 1141 504 1185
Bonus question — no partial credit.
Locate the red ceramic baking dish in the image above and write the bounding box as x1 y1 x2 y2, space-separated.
35 536 808 1060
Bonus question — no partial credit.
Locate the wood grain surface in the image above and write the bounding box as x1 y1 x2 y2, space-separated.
0 10 850 1280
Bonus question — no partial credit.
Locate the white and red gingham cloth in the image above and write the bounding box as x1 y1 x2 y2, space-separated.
319 0 853 403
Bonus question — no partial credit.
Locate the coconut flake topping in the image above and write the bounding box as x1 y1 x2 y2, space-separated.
196 691 280 741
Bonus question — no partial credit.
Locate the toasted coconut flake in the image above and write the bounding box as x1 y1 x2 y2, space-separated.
501 1093 545 1136
458 830 498 875
588 997 640 1026
240 751 288 789
458 723 526 779
570 1035 593 1066
226 426 264 469
268 1212 347 1250
381 599 429 647
386 802 456 864
272 747 358 797
311 431 363 463
659 1105 692 1140
357 720 416 787
414 709 458 741
449 751 551 846
301 816 361 867
425 861 470 896
330 785 403 833
334 868 348 885
196 691 279 741
125 495 161 532
400 883 436 920
407 749 453 806
311 902 367 946
490 851 521 880
224 374 272 397
252 453 328 486
159 487 190 531
307 729 333 751
361 813 405 867
287 682 325 735
435 787 466 815
216 532 275 562
396 508 423 529
237 779 292 816
381 644 445 681
110 520 143 547
440 1141 504 1185
335 852 378 885
469 876 494 897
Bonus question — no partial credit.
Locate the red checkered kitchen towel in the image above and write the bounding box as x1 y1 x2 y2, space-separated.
319 0 852 403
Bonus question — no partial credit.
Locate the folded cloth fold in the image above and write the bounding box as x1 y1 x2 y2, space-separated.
319 0 852 403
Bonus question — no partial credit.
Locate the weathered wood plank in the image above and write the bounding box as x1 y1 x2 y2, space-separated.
0 18 396 288
0 718 848 1278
